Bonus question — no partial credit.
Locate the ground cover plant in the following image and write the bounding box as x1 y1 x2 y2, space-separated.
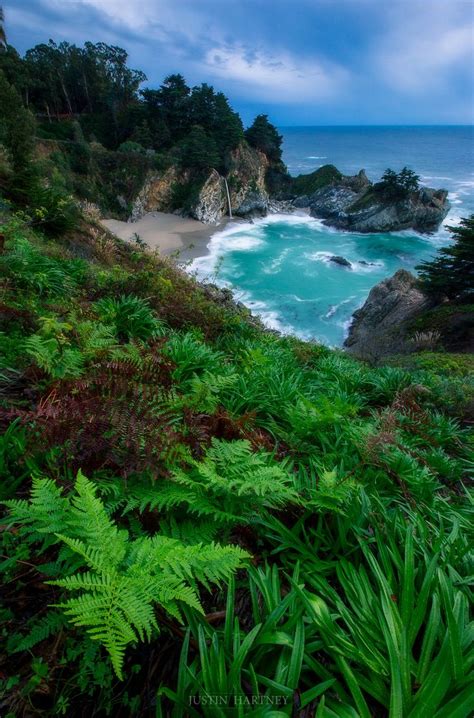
0 211 472 718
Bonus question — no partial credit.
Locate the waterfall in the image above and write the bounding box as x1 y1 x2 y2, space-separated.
224 177 233 219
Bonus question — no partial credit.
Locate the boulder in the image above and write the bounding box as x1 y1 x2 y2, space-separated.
330 255 352 268
344 269 431 360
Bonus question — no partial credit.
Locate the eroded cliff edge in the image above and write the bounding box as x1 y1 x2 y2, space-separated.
344 269 474 361
131 142 270 224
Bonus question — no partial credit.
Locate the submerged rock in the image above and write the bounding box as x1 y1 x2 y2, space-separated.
344 269 431 360
330 255 352 268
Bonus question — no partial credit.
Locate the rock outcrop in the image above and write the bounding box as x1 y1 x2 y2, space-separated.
330 255 352 268
344 269 431 360
293 165 450 233
190 170 226 224
227 144 269 218
189 145 269 223
130 166 190 221
130 142 270 224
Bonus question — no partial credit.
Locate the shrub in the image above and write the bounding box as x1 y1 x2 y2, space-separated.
29 184 79 236
95 294 164 342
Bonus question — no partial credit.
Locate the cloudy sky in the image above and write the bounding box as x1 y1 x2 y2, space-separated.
5 0 474 126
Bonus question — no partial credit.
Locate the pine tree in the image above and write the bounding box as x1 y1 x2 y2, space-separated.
245 114 282 162
417 215 474 300
180 125 219 171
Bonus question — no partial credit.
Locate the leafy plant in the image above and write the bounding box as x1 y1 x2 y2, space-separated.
3 472 249 679
95 294 164 342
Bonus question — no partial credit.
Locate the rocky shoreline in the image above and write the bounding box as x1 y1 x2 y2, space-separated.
129 152 450 235
291 167 450 234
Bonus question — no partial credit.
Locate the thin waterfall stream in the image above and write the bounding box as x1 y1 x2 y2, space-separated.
224 177 233 219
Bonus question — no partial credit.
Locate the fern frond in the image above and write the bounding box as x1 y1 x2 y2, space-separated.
6 472 251 679
12 611 65 652
3 477 69 537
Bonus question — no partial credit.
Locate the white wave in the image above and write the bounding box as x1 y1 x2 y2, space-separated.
188 221 265 280
235 290 306 337
420 175 453 181
454 179 474 188
448 191 462 205
324 296 356 319
351 259 385 273
305 250 334 264
306 155 328 159
288 294 318 303
341 318 353 338
262 247 291 274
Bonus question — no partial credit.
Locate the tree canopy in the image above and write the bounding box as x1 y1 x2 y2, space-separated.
245 114 283 163
376 167 420 199
0 42 253 170
417 215 474 301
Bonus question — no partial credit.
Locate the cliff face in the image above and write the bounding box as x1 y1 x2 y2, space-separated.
130 142 269 224
130 166 191 221
344 269 431 360
190 170 226 223
226 144 269 218
291 165 450 234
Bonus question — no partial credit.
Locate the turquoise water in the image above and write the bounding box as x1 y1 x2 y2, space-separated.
190 126 474 346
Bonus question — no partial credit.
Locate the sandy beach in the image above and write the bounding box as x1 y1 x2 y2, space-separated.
101 212 229 261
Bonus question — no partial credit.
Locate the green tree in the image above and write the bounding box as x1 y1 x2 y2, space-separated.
417 215 474 301
156 73 190 141
377 167 420 199
0 69 36 188
188 84 243 167
399 166 420 193
245 114 282 162
179 125 219 171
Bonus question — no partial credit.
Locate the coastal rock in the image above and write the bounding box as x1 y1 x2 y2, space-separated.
129 142 270 225
227 144 269 218
130 166 190 221
296 164 451 233
330 255 352 268
344 269 431 360
308 182 450 233
190 170 226 224
188 143 270 223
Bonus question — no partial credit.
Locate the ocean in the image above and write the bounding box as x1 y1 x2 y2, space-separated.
189 126 474 346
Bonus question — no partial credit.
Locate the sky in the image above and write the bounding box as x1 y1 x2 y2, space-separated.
4 0 474 126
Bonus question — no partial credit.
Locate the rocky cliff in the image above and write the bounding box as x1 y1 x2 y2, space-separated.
344 269 432 360
130 142 269 224
292 165 450 233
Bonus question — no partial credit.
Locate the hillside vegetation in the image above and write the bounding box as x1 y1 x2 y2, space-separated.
0 26 473 718
0 211 472 716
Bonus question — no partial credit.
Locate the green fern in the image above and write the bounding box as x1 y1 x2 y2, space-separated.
151 438 299 525
4 472 249 679
24 334 85 379
0 233 76 296
95 295 164 342
10 611 66 653
164 332 226 385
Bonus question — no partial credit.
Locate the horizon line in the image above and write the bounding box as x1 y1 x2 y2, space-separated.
277 123 474 128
